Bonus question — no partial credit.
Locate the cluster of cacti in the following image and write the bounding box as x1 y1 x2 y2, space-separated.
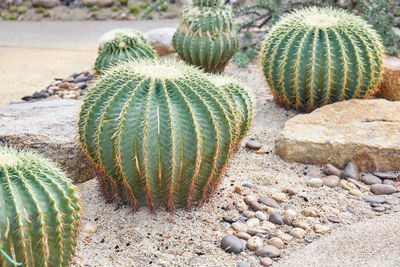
260 7 384 112
78 59 254 211
0 146 81 267
95 28 157 75
172 0 239 73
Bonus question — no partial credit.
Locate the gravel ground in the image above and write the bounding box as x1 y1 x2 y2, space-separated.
72 61 399 266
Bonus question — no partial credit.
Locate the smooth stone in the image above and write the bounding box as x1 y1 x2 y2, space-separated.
242 210 256 218
255 245 281 258
361 174 382 185
238 262 251 267
278 233 293 242
282 214 294 225
237 216 248 223
327 216 341 223
236 201 248 212
370 202 380 208
260 257 274 266
292 221 309 230
236 232 251 240
322 164 342 176
73 76 90 83
221 235 244 254
347 178 370 192
282 188 297 195
259 197 280 208
343 161 359 180
383 179 395 185
307 178 323 187
246 140 262 150
301 208 318 217
244 195 258 204
373 171 398 180
232 222 248 233
290 227 306 239
370 184 397 195
247 236 263 250
247 228 268 236
82 223 98 234
349 188 363 197
248 200 264 212
385 197 400 205
269 213 283 225
373 206 386 212
261 221 277 231
267 237 283 249
255 211 268 221
314 224 331 234
321 175 341 187
271 193 287 202
246 218 260 229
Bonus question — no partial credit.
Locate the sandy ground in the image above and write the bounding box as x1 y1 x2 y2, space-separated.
71 61 400 266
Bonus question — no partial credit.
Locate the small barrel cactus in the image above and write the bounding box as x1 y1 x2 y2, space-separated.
172 0 239 73
260 7 384 112
95 28 157 75
0 146 80 267
78 59 252 211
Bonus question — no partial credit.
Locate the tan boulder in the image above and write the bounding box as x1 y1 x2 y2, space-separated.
275 99 400 172
377 57 400 101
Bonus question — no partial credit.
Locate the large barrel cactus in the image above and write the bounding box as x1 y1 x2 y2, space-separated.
78 59 253 211
0 146 80 267
172 0 239 73
95 28 157 75
260 7 384 112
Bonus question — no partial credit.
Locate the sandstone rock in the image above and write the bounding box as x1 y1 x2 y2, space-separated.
144 28 176 56
83 0 114 7
275 99 400 172
377 57 400 101
32 0 58 8
0 99 95 183
321 175 340 187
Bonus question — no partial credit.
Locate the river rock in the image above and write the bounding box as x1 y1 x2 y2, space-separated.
268 213 283 225
321 175 341 187
267 237 283 249
370 184 397 195
377 57 400 101
246 140 262 150
314 224 331 234
322 163 342 176
83 0 114 7
343 161 359 180
221 235 244 254
247 236 263 250
255 245 281 258
259 197 280 208
275 99 400 172
144 28 176 56
232 222 248 233
361 174 382 185
290 227 306 239
373 171 398 180
0 99 95 183
362 195 386 203
260 257 273 266
271 193 287 202
307 178 323 187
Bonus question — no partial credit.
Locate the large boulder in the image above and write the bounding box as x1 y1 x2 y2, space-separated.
275 99 400 172
82 0 113 7
377 57 400 101
32 0 59 8
144 28 176 56
0 99 95 183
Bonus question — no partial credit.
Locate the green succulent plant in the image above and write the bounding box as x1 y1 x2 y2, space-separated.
2 13 17 20
35 7 45 13
0 146 81 267
17 7 27 14
95 28 157 75
79 59 253 211
160 2 168 11
129 4 140 14
260 7 385 112
89 5 99 11
172 1 239 73
9 6 17 12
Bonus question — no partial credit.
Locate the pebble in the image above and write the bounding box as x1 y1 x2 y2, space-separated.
247 236 263 250
232 222 248 233
301 208 318 217
242 210 256 218
307 178 323 187
362 195 386 203
236 201 248 212
238 262 251 267
370 184 397 195
255 245 281 258
223 217 235 224
271 193 287 202
290 227 306 239
255 211 267 220
370 202 380 208
383 179 395 185
259 197 280 208
248 228 268 236
244 195 258 204
322 164 342 176
361 174 382 185
349 188 362 197
221 222 231 230
226 203 235 211
321 175 341 187
236 232 251 240
282 188 297 195
343 161 359 180
373 171 398 180
347 178 370 191
246 218 260 228
327 216 341 223
340 180 356 191
248 200 264 212
73 76 91 83
292 221 309 230
282 214 294 225
385 197 399 205
246 140 262 150
237 216 248 223
82 223 98 234
372 206 385 212
243 183 258 190
268 213 283 225
278 233 293 242
260 257 273 266
314 224 331 234
59 82 71 89
261 221 277 231
267 237 283 249
221 235 244 254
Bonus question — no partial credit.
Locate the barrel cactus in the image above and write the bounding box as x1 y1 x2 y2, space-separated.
78 59 253 211
0 146 80 267
95 28 157 75
172 0 239 73
260 7 384 112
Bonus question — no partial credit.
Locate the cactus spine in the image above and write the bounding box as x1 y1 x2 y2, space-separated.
260 7 384 112
0 146 81 267
78 59 253 211
95 28 157 75
172 0 239 73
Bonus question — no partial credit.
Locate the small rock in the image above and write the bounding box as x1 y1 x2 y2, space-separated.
232 222 248 233
370 202 380 208
322 164 342 176
244 195 258 205
242 210 256 218
373 171 398 180
340 180 356 191
292 221 309 230
73 76 90 83
282 188 297 195
221 222 231 230
327 217 341 223
301 208 318 217
370 184 397 195
223 217 235 224
383 179 395 185
314 224 331 234
261 221 277 231
246 140 262 150
259 197 280 208
255 245 281 258
246 218 260 229
362 195 386 203
342 161 359 180
221 235 244 254
321 175 341 187
349 188 362 197
236 201 248 212
255 211 267 221
385 197 399 205
278 233 293 242
271 193 287 202
83 223 98 234
236 232 251 240
307 178 323 187
268 213 283 225
59 82 70 89
282 214 294 225
361 174 382 185
347 178 370 192
243 183 258 190
267 237 283 249
372 206 385 212
247 228 268 236
248 200 264 211
226 203 235 211
237 216 248 223
260 257 273 266
238 262 251 267
290 227 306 239
247 236 263 250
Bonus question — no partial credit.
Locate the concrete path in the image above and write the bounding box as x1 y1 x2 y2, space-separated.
0 20 179 106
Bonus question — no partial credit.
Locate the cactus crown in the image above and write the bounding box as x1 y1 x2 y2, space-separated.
0 146 81 267
98 28 149 52
192 0 222 7
260 7 384 112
